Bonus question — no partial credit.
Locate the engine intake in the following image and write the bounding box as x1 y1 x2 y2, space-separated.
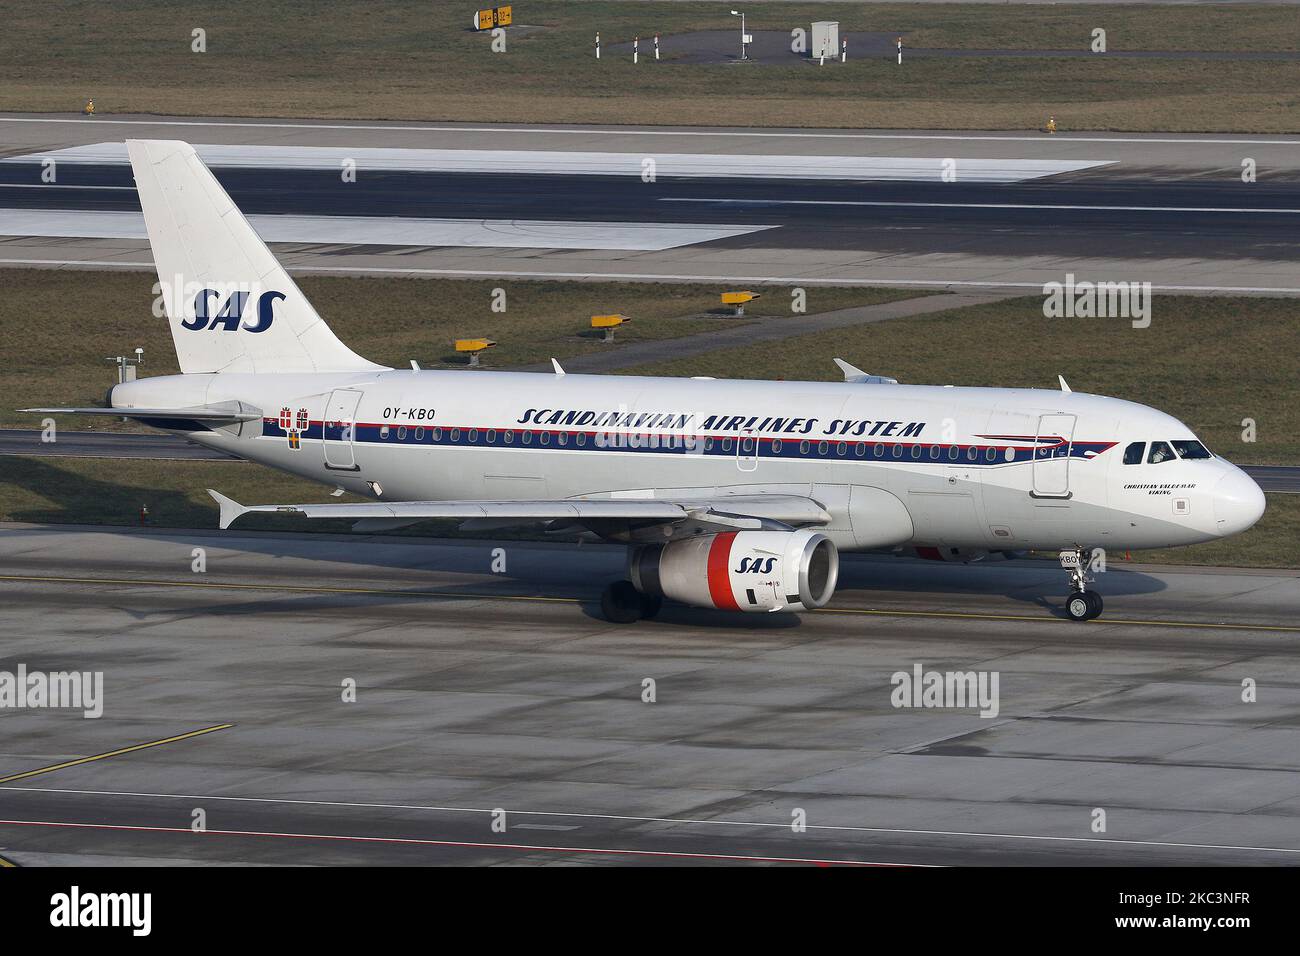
629 530 839 613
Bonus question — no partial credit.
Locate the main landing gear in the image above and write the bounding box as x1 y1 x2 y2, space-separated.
1060 547 1104 622
600 580 663 623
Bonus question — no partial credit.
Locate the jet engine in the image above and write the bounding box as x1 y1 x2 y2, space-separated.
628 530 839 614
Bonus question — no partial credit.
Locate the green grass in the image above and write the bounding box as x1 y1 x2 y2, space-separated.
2 2 1299 131
3 456 1293 568
622 294 1300 467
0 269 916 431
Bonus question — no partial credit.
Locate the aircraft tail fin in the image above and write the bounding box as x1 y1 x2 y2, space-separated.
127 140 382 376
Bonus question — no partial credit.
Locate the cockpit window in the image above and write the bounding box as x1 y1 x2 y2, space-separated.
1172 439 1212 460
1148 441 1176 464
1123 442 1145 465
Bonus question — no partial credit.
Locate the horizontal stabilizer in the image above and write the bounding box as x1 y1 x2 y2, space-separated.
22 404 261 423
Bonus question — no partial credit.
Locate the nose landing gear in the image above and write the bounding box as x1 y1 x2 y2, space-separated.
1061 548 1104 621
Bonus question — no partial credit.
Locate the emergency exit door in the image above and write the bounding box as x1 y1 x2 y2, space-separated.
737 428 758 472
1032 413 1076 498
323 388 363 471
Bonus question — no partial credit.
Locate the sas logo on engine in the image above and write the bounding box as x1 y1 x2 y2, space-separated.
734 556 777 574
183 289 286 333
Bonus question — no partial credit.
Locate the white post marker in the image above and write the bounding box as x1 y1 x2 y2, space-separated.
655 33 660 60
730 10 746 61
634 35 639 64
897 37 903 65
596 31 600 59
841 37 846 63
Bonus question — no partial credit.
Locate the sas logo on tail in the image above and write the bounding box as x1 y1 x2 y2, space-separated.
734 556 777 574
183 289 285 333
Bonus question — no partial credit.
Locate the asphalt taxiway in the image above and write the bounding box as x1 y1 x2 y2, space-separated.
1 524 1297 866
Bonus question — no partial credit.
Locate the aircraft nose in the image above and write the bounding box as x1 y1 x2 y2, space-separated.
1213 467 1266 537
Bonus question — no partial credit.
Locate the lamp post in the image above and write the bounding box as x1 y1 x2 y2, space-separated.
730 9 746 61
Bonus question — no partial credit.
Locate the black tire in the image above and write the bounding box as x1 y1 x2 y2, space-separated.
1083 590 1104 620
1065 591 1092 622
601 580 643 623
639 593 663 620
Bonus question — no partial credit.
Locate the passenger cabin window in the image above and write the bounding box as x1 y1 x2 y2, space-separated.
1148 441 1176 464
1123 442 1145 465
1172 440 1212 460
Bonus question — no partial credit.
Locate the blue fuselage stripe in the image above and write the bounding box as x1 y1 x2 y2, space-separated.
263 419 1115 466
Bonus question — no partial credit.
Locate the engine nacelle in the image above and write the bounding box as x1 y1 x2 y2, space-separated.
629 530 839 613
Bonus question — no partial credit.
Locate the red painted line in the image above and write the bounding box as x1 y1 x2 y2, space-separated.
706 531 741 611
0 819 908 866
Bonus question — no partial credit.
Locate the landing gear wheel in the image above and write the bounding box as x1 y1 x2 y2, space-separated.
1060 548 1103 621
1066 591 1091 622
1066 589 1103 621
639 593 663 620
1083 589 1104 620
601 580 644 623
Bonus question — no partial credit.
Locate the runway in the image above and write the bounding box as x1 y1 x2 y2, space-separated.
2 114 1299 293
1 524 1298 866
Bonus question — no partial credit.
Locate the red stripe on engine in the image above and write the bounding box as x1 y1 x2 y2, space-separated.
915 546 944 561
706 532 741 611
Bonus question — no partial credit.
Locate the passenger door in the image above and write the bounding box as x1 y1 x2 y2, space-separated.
1032 413 1076 498
736 427 758 473
323 388 363 471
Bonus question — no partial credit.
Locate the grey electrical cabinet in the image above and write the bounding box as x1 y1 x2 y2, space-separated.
811 21 839 59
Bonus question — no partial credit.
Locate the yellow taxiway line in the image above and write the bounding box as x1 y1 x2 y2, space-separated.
1 572 1297 633
0 724 233 786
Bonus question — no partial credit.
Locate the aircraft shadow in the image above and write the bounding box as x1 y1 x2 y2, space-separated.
3 457 1168 625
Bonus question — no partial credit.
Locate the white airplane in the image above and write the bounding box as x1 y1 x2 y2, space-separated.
26 140 1266 623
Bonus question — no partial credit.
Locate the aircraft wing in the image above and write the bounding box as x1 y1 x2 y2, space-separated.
208 490 831 535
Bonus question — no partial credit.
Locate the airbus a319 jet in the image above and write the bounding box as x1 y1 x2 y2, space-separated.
26 141 1266 622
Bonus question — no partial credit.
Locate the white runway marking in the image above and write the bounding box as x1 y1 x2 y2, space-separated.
3 258 1296 295
2 142 1115 183
0 183 134 190
2 116 1298 146
0 208 774 252
2 257 1300 295
664 197 1300 215
5 785 1297 856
